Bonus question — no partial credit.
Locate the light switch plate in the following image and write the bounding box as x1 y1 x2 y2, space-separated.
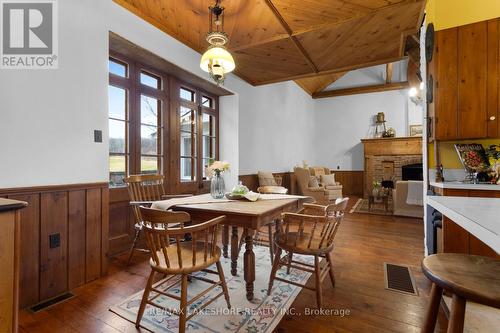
94 130 102 143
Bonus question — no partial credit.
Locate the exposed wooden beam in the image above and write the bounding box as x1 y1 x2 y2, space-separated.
264 0 319 73
253 56 407 86
386 63 393 83
312 82 409 99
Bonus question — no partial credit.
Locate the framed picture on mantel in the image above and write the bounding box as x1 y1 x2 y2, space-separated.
409 125 423 137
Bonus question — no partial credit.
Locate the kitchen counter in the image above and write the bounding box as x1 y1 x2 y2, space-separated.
430 181 500 191
427 196 500 254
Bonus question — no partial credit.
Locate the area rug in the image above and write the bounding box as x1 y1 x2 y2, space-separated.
350 198 393 216
110 246 315 333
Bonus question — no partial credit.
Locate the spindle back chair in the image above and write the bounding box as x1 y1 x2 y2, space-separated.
124 174 192 265
135 207 231 333
268 198 349 308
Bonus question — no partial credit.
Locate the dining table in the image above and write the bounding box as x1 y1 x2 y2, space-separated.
153 193 309 301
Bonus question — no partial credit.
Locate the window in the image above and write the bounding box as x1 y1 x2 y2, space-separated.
179 88 218 183
180 106 197 181
202 113 216 179
180 87 195 102
108 56 166 187
108 84 128 187
140 71 161 89
108 53 219 191
140 95 162 174
109 58 127 77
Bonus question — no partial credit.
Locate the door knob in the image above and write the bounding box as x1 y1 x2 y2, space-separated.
490 116 496 121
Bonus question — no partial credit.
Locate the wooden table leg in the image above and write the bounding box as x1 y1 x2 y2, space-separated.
222 225 229 258
230 226 239 276
244 231 256 301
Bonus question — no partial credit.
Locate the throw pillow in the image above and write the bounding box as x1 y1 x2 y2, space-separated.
258 171 277 186
320 174 336 186
308 176 319 188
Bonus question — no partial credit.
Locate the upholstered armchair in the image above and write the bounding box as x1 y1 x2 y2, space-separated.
309 167 343 200
293 167 334 204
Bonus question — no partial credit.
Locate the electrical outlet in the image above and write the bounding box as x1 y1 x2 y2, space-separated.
49 233 60 249
94 130 102 143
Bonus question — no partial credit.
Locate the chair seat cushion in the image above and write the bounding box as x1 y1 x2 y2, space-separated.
151 241 221 274
275 232 332 255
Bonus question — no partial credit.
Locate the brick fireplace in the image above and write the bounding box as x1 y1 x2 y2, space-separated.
361 137 423 197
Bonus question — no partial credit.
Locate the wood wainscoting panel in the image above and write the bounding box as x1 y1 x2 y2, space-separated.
8 194 39 308
239 170 363 197
40 192 68 301
68 190 86 290
1 182 109 308
86 189 102 282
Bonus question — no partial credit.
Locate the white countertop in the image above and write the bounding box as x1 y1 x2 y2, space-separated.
427 196 500 254
430 181 500 191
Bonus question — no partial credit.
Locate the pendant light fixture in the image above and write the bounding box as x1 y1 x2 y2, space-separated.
200 0 235 85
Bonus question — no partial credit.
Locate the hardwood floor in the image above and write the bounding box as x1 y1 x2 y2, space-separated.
19 198 448 332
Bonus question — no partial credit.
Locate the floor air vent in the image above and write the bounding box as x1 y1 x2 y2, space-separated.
30 292 74 312
384 263 418 295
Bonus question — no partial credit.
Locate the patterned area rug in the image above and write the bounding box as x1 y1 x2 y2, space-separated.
350 198 393 216
110 246 314 333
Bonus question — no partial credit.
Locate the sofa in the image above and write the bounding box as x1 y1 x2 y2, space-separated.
392 180 424 218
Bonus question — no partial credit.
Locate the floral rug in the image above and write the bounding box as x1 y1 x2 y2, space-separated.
110 246 315 333
350 198 393 216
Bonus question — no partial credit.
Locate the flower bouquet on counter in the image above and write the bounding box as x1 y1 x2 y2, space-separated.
454 143 490 183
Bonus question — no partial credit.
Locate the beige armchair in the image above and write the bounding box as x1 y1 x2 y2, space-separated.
294 167 339 204
309 167 343 200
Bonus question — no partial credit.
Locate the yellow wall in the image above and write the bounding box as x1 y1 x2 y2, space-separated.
429 139 500 168
426 0 500 30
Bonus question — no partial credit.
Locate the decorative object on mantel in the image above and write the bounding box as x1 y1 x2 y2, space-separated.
374 112 387 138
206 159 230 198
454 144 490 184
200 0 235 85
383 127 396 138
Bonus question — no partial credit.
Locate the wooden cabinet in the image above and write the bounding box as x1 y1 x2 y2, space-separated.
430 19 500 140
0 199 27 333
433 187 500 258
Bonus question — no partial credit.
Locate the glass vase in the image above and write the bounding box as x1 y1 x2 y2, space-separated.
210 173 225 199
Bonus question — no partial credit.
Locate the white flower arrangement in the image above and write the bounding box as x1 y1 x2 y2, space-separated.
205 159 230 178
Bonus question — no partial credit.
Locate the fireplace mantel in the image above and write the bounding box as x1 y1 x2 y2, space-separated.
361 137 423 197
361 136 422 156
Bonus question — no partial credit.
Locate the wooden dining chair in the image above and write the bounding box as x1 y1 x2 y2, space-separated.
136 207 231 333
124 174 192 265
238 185 289 264
268 198 349 308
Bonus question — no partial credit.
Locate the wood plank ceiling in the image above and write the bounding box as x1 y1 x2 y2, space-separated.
114 0 425 94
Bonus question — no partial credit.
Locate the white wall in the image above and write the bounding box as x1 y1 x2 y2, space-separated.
0 0 109 188
313 90 410 170
0 0 423 188
237 81 316 175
